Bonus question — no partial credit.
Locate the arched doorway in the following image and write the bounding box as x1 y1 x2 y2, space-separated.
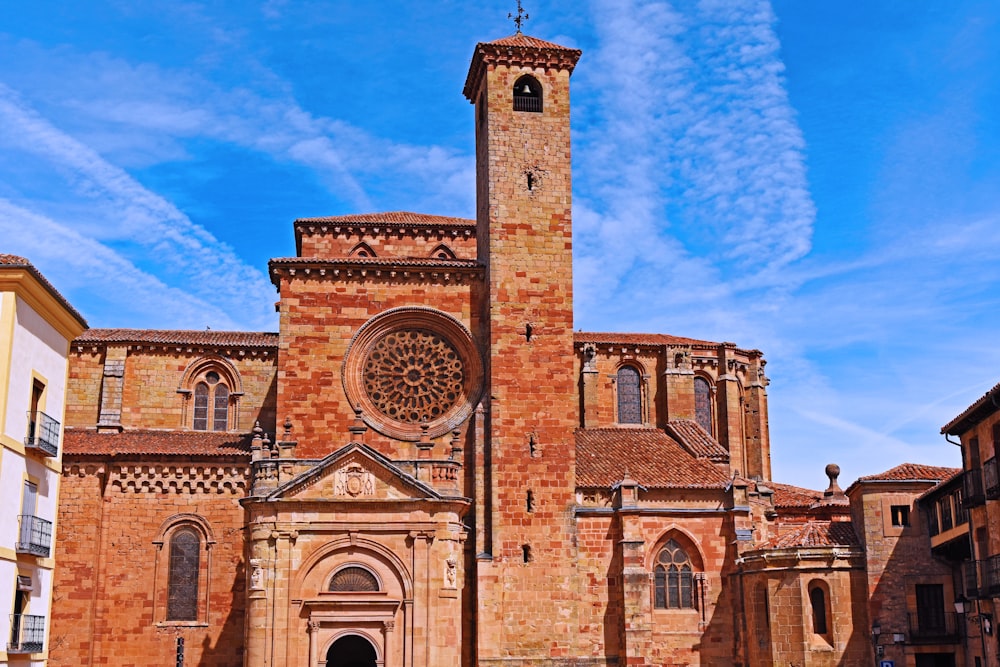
326 634 377 667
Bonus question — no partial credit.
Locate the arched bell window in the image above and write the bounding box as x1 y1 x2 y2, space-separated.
654 539 696 609
617 366 642 424
513 75 542 113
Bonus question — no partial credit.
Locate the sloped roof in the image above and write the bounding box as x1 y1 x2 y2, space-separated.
487 34 578 49
765 481 823 508
918 468 964 500
942 380 1000 435
575 428 728 489
758 520 859 549
74 329 278 349
64 428 252 457
0 254 88 328
856 463 960 483
295 212 474 227
574 332 722 348
665 420 729 461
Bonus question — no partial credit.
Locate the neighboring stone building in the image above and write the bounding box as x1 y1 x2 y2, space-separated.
42 27 966 667
0 255 87 666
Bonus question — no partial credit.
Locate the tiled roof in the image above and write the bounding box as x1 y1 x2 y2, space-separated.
574 332 726 348
856 463 960 483
766 481 822 508
487 34 579 50
0 254 88 327
576 428 728 489
942 380 1000 435
918 468 964 500
665 420 729 461
295 212 474 227
74 329 278 348
64 428 252 457
759 521 859 549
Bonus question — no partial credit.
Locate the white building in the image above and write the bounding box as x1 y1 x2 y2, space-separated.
0 256 85 666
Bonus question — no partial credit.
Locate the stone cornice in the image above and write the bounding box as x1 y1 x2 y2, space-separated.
269 258 484 287
0 269 87 340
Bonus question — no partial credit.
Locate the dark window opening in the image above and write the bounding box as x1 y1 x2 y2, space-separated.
513 75 542 113
915 584 947 635
809 586 828 634
526 172 535 191
524 323 533 342
528 433 537 458
891 504 911 527
522 544 531 563
193 374 229 431
526 490 534 513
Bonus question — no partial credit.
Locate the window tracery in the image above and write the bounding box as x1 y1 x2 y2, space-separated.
617 366 642 424
179 357 242 432
167 528 200 621
654 539 696 609
329 566 380 592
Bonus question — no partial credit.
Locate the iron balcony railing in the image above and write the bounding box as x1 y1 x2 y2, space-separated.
984 457 1000 500
961 560 981 599
982 554 1000 597
15 515 52 557
907 611 959 642
513 95 542 113
24 410 60 457
963 468 986 509
8 614 44 653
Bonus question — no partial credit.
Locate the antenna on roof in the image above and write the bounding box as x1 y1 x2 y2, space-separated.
508 0 529 34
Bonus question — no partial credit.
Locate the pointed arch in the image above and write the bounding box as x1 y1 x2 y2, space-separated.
349 242 377 258
429 243 457 260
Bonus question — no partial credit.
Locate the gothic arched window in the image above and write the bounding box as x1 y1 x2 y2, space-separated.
617 366 642 424
329 566 380 592
167 528 200 621
513 75 542 113
654 539 695 609
694 376 713 435
193 371 229 431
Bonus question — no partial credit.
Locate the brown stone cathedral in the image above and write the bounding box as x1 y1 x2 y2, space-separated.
46 30 964 667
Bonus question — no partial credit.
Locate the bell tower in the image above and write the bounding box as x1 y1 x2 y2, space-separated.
463 31 582 666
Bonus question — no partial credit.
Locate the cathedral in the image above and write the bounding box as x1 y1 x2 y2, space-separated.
40 29 963 667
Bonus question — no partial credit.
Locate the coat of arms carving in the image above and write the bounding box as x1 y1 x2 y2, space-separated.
334 462 375 498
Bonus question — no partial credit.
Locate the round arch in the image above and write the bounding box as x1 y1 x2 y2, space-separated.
152 512 217 548
177 354 244 395
294 537 413 600
323 631 381 667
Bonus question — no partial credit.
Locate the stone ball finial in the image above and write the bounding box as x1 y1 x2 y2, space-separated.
825 463 840 482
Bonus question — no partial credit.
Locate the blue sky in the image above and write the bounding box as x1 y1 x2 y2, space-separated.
2 1 998 486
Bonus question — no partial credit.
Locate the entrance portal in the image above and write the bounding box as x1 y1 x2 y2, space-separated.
326 634 377 667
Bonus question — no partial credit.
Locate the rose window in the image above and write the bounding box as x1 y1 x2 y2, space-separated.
363 329 464 423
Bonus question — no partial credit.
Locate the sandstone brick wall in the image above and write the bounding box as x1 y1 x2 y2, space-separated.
297 226 477 260
50 461 248 667
65 346 277 433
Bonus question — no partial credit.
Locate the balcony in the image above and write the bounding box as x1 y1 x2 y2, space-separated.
8 614 44 653
961 560 981 599
982 554 1000 597
15 515 52 557
985 457 1000 500
907 611 960 643
24 410 60 457
962 468 985 509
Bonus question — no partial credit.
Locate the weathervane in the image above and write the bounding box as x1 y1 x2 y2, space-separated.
508 1 529 34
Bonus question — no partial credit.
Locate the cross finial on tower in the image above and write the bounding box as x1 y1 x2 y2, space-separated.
508 0 529 34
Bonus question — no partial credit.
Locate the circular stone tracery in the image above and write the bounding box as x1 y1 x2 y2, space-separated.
363 329 464 423
343 307 483 442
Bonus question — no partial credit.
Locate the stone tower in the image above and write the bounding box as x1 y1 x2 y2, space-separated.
463 34 583 666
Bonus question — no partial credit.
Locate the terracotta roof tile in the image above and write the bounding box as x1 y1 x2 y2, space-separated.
576 428 728 489
665 420 729 461
759 521 859 549
487 34 579 50
74 329 278 348
64 428 252 457
0 254 88 327
942 381 1000 435
766 481 823 508
295 212 474 227
918 468 965 499
574 332 724 348
856 463 960 483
